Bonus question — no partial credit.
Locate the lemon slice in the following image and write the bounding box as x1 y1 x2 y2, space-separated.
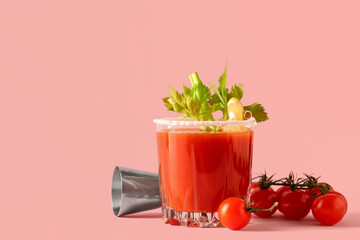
227 97 244 120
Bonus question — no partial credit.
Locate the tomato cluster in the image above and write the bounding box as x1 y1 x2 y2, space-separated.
278 186 347 225
218 173 348 230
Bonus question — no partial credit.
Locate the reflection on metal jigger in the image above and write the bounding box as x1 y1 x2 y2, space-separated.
111 166 160 216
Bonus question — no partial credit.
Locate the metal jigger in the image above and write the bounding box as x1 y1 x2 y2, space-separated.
111 166 161 216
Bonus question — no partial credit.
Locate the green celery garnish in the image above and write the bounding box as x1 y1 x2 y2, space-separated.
162 72 213 121
244 102 269 122
163 62 269 122
209 62 230 120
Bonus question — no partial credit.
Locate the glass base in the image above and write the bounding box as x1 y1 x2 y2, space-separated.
161 205 223 228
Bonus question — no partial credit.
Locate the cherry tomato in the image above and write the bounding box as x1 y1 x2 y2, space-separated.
218 197 251 230
306 183 333 198
327 190 348 212
275 186 291 214
250 187 278 217
276 186 291 198
312 194 346 225
278 190 312 219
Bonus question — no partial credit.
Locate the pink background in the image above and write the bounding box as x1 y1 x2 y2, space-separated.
1 0 360 239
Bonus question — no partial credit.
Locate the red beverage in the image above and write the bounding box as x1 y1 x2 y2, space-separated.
154 117 255 228
157 129 253 213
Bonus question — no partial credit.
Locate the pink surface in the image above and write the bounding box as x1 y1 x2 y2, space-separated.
1 0 360 239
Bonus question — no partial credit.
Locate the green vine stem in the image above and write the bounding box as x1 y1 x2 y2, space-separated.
247 202 278 213
252 172 331 193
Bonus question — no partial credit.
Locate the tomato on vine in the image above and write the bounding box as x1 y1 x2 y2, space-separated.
276 186 291 214
251 171 347 226
276 186 291 198
312 194 347 225
327 190 347 211
278 189 312 219
306 183 333 198
250 187 278 217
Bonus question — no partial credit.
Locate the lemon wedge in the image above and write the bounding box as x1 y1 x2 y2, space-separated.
224 97 250 132
227 97 244 120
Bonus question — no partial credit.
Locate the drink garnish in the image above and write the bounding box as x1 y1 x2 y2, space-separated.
162 62 269 123
224 97 250 132
227 97 244 121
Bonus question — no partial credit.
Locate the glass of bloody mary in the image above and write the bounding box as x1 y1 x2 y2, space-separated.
154 117 256 227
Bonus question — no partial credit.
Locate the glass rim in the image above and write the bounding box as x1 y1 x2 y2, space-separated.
153 117 257 128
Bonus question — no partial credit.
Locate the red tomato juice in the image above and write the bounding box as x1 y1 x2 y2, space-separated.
156 129 253 213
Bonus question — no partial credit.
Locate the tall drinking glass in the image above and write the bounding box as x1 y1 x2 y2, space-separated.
154 118 256 227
